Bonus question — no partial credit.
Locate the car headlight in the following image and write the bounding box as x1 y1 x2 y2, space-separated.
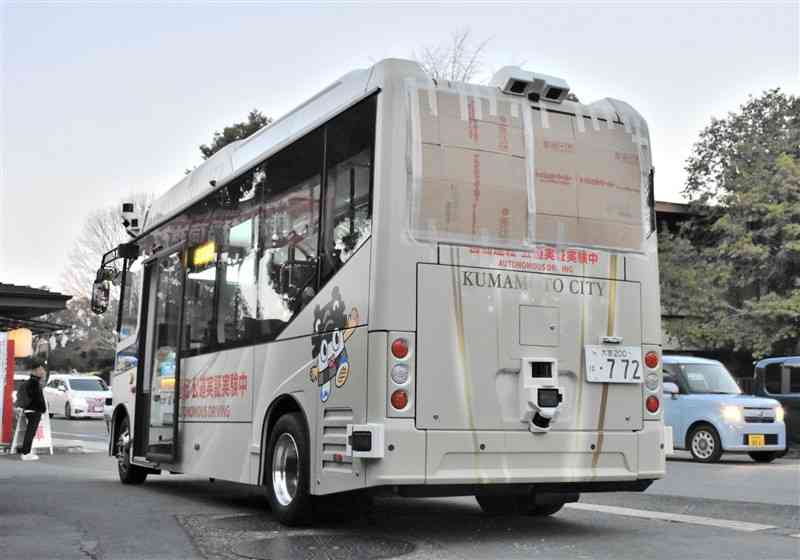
721 405 743 423
775 406 785 423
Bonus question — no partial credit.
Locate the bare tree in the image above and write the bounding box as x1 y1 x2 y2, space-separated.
61 193 152 299
414 28 492 84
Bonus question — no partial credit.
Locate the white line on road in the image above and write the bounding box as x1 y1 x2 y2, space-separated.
566 503 776 533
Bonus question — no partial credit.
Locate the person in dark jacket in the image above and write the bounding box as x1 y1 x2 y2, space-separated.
18 356 47 460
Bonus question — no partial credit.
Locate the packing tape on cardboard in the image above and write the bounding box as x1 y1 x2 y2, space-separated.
589 108 601 131
605 111 616 129
574 106 586 133
486 86 498 116
470 84 484 120
457 82 469 121
540 106 550 129
522 103 537 242
426 85 438 117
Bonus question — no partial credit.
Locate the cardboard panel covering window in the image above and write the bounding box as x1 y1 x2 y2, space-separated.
408 82 650 253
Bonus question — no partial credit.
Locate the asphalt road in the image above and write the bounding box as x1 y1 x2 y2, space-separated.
1 421 798 559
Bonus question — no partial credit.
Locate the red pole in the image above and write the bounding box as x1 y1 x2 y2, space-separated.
1 340 14 446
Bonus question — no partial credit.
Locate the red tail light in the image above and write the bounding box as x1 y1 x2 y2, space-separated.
391 338 409 359
646 395 660 413
390 389 408 410
644 351 659 369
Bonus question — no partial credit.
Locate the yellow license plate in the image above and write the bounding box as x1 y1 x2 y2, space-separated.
748 434 765 447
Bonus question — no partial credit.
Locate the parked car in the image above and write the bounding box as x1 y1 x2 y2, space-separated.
751 356 799 448
662 356 786 463
44 374 112 419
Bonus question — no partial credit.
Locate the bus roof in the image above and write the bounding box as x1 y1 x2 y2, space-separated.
140 58 649 245
143 65 380 236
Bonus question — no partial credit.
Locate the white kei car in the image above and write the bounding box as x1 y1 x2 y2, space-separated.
44 374 111 419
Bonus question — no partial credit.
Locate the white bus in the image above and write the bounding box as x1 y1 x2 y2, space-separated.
93 59 667 525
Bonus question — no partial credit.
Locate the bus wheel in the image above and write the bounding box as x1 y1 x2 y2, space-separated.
524 502 566 516
116 416 148 485
266 413 312 526
475 495 524 514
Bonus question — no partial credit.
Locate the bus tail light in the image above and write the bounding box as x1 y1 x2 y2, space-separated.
387 333 415 418
391 338 409 359
646 395 660 413
390 390 409 410
644 351 659 369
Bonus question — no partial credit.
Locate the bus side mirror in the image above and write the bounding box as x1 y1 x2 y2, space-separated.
91 278 110 314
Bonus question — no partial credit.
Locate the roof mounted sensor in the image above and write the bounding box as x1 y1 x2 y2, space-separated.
490 66 571 104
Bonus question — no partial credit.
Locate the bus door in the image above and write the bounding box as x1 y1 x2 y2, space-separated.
135 247 184 463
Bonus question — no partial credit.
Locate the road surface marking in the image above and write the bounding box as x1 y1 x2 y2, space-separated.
566 503 776 532
790 534 800 539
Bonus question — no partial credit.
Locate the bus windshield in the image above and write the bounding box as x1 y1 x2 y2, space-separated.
681 364 741 395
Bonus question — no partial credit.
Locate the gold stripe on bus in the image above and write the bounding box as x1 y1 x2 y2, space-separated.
593 254 618 469
448 248 486 483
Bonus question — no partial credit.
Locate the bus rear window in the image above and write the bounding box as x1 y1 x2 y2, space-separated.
408 86 649 252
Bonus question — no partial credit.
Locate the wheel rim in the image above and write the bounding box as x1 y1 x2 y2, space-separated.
117 423 131 472
692 430 715 460
272 433 299 507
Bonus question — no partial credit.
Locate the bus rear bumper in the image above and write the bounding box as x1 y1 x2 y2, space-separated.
364 419 666 488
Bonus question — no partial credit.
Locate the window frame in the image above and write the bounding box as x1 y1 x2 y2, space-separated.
128 91 379 359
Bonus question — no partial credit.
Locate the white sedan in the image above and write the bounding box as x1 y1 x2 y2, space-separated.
44 374 111 419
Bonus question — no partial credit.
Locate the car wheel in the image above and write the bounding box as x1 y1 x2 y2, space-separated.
116 416 148 484
689 424 723 463
65 402 72 420
266 413 313 526
748 451 778 463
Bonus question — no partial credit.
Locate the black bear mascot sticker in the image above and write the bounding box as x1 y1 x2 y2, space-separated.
309 287 359 402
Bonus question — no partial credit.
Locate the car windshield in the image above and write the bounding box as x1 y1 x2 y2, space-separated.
69 378 106 392
681 363 741 395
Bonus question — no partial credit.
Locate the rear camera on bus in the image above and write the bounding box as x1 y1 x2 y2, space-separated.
537 388 561 408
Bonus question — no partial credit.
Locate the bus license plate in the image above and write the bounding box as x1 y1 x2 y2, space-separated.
748 434 765 447
584 345 643 383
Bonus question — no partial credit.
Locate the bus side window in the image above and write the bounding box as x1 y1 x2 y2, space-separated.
256 129 323 340
183 200 219 355
119 258 142 340
216 176 261 346
320 96 376 284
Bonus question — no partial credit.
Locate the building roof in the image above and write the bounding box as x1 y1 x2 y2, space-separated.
0 283 71 332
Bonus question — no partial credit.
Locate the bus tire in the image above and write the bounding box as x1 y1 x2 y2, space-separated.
266 412 313 526
524 501 566 516
116 415 148 485
475 495 524 514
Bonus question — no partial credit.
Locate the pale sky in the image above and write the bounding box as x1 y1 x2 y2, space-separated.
1 1 798 292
